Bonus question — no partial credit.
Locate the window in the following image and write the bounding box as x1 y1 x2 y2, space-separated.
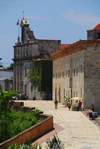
76 91 78 97
25 69 27 77
74 69 75 76
74 91 75 97
64 89 65 97
76 68 78 76
62 71 64 78
97 33 100 39
25 85 27 95
68 70 70 77
81 65 82 73
58 72 59 78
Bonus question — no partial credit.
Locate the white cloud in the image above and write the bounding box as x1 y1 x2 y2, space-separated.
63 11 100 28
26 15 50 21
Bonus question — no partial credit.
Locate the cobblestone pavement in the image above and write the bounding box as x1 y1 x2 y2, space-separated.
19 100 100 149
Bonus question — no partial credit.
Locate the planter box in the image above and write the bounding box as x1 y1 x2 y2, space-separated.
0 108 53 149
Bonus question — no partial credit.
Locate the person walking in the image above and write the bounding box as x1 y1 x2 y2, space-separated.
91 104 94 112
68 101 71 111
54 99 58 109
75 101 78 111
79 100 82 111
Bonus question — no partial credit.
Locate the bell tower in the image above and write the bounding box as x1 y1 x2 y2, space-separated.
20 18 29 43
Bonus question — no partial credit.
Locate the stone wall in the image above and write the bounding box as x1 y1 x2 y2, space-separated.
0 79 13 91
13 41 61 99
38 40 61 57
53 50 84 103
87 29 100 40
84 46 100 113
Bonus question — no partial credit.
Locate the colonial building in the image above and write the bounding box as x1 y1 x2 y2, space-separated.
51 24 100 113
13 18 62 99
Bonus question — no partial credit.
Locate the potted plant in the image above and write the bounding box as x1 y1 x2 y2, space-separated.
64 96 71 107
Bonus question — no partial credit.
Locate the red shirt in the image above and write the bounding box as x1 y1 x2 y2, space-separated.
79 101 82 106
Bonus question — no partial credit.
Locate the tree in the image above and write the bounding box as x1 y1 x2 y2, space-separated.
28 62 42 100
0 85 18 142
7 63 13 71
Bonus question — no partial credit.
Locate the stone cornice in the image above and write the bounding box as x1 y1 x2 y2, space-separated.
51 40 100 61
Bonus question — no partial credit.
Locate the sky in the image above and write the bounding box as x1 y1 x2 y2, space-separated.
0 0 100 67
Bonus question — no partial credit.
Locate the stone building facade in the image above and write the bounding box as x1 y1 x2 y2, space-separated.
13 18 61 99
0 79 13 91
87 23 100 40
51 24 100 113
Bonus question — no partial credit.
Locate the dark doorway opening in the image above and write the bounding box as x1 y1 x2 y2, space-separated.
97 33 100 39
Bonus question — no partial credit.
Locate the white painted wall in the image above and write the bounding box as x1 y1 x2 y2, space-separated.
0 70 13 80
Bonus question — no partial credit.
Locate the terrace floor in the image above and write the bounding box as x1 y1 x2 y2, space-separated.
17 100 100 149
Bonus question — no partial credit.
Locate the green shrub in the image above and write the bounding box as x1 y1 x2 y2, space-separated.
21 106 26 112
0 109 41 143
8 143 30 149
34 109 40 115
46 134 64 149
8 135 64 149
41 118 45 122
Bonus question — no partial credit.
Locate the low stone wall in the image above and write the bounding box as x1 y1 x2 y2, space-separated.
0 103 53 149
96 118 100 125
84 109 93 115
